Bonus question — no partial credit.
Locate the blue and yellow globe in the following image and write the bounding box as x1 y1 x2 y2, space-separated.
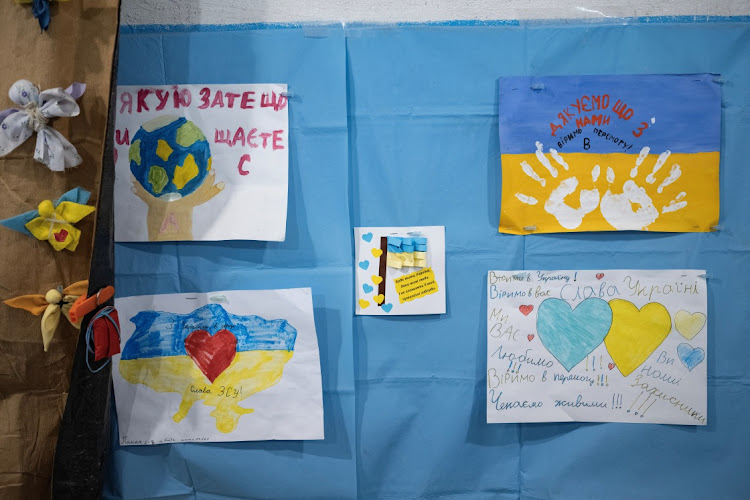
129 116 212 198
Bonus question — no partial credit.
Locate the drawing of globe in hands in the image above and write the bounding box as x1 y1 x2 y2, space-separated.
514 142 687 231
129 116 224 240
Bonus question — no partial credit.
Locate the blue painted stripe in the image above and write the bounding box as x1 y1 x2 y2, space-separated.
121 303 297 360
120 16 750 35
499 74 721 154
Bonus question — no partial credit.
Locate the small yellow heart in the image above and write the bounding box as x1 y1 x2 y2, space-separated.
371 275 383 285
674 310 706 340
373 294 385 305
358 299 370 309
371 248 383 258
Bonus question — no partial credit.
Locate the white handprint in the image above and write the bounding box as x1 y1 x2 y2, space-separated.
515 141 600 229
599 147 686 230
515 144 687 231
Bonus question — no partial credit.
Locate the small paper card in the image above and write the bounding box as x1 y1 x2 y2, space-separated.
354 226 446 315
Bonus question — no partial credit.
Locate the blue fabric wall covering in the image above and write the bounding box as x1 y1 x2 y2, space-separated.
106 20 750 499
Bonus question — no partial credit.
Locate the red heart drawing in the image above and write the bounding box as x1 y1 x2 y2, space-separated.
527 334 535 342
184 329 237 383
596 273 605 280
608 363 615 370
54 229 69 242
519 305 534 316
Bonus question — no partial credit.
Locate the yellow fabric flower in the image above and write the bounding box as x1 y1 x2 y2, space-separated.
24 199 95 251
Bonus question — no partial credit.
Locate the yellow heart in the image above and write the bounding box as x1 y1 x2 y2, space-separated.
604 299 671 377
373 294 385 305
371 248 383 258
674 310 706 340
371 275 383 285
358 299 370 309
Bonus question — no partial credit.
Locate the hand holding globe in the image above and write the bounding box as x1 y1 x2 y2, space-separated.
128 116 224 240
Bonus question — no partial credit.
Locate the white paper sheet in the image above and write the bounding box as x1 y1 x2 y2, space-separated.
354 226 446 315
113 288 323 445
113 84 289 242
486 270 707 425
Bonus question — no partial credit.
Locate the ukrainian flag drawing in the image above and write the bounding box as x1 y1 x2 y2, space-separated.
119 303 297 433
498 74 721 234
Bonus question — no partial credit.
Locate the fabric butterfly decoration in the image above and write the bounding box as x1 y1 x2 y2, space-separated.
4 280 88 351
0 187 95 251
0 79 85 171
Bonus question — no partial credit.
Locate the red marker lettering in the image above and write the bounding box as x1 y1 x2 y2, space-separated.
137 89 152 112
173 87 192 108
240 91 255 109
198 87 210 109
272 130 285 150
155 89 170 110
211 90 225 108
259 132 271 149
246 128 258 148
225 92 241 108
238 154 251 175
232 127 246 147
214 129 231 145
119 92 133 114
115 129 130 145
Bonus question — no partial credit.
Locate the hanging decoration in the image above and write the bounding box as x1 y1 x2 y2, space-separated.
4 280 88 351
0 187 95 251
0 79 86 171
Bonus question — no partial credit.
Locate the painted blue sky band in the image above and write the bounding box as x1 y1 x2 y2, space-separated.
121 304 297 360
499 74 721 154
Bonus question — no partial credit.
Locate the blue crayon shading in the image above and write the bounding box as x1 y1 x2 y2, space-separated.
122 303 297 360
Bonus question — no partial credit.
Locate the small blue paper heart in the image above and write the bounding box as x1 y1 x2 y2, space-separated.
677 343 705 371
537 298 613 372
363 283 374 293
362 232 373 242
358 260 370 270
382 303 393 313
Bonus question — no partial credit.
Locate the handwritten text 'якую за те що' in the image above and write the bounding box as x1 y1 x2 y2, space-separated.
116 85 287 177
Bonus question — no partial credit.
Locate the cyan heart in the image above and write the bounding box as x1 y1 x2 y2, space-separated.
677 343 705 371
537 298 613 372
358 260 370 270
382 303 393 313
362 232 373 242
363 283 374 293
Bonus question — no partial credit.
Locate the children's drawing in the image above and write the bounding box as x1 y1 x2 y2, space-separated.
677 343 705 371
536 298 612 372
674 310 706 340
497 75 720 234
128 116 223 240
354 226 445 316
114 84 289 242
487 270 707 425
113 289 323 445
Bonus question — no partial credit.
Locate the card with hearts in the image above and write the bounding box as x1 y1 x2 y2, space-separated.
112 288 323 445
354 226 446 316
487 269 707 425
